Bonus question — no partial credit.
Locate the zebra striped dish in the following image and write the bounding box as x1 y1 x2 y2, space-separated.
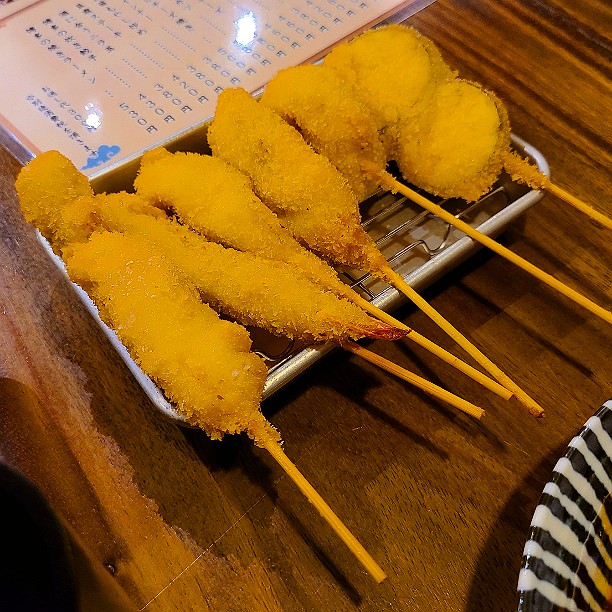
518 399 612 611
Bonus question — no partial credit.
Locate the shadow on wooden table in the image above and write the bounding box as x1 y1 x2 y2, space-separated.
466 443 568 611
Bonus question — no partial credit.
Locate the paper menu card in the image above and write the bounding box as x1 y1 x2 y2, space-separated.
0 0 431 178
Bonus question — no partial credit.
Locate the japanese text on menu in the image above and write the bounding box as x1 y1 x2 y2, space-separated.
0 0 412 174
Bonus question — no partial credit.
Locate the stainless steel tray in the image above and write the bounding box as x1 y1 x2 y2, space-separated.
37 133 548 424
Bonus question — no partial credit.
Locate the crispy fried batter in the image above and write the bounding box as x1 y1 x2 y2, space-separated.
396 80 511 201
60 190 403 343
323 25 455 157
15 150 93 245
261 64 386 201
66 231 277 445
207 88 391 278
133 149 357 300
322 24 512 202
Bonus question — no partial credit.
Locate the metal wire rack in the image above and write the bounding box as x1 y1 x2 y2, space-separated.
257 184 513 380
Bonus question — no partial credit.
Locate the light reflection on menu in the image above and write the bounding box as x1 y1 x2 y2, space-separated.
84 103 102 130
234 11 257 49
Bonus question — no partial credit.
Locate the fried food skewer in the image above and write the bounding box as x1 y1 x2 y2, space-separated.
15 156 387 583
208 88 530 407
68 198 404 344
79 198 487 415
76 194 487 416
69 231 278 443
135 148 511 399
394 75 612 229
82 204 488 414
324 24 610 230
260 55 609 407
81 198 486 417
76 232 387 582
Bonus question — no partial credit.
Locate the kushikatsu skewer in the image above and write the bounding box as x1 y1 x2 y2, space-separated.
392 75 612 230
208 88 531 409
40 154 489 416
15 157 387 582
83 208 486 417
79 232 387 582
258 37 610 411
323 23 611 231
77 202 490 417
135 149 511 400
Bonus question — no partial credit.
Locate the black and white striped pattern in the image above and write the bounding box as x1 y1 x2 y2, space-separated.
518 399 612 611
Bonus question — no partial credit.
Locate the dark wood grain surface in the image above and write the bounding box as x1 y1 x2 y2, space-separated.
1 0 610 610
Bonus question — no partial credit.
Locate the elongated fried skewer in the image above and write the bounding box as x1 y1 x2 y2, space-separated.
261 56 609 409
56 186 486 416
208 89 529 408
15 154 387 582
135 149 511 399
88 199 487 417
67 194 404 344
71 230 387 582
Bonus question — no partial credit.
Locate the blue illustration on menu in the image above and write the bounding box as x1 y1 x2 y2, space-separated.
81 145 121 170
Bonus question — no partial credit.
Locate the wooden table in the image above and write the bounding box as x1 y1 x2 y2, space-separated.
0 0 610 609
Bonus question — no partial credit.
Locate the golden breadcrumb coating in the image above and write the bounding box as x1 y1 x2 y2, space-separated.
66 231 277 445
133 149 356 300
261 64 386 201
135 148 291 254
208 88 391 277
324 25 455 157
54 190 165 251
15 150 93 244
503 151 550 190
60 191 403 342
396 80 512 202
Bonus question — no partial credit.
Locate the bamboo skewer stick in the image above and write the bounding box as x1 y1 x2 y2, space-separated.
350 293 513 401
261 437 387 583
382 266 544 417
344 342 485 419
373 168 612 327
546 183 612 231
504 152 612 231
